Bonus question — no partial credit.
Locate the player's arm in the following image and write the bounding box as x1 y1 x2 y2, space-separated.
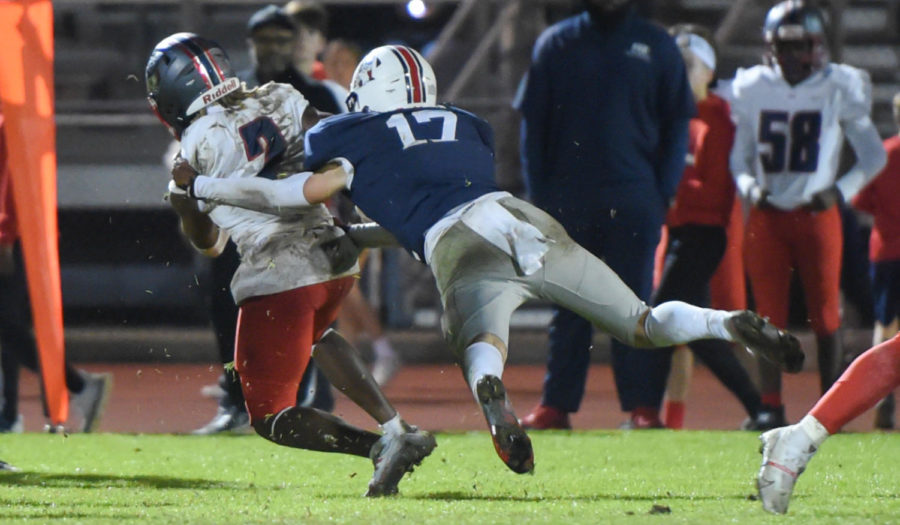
513 35 553 199
730 109 772 208
835 116 887 202
656 116 691 206
167 147 226 257
824 67 887 206
302 104 330 131
170 121 251 256
180 158 350 211
343 222 399 248
655 39 695 205
167 178 227 257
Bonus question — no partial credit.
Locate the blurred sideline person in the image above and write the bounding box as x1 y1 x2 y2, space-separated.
173 44 805 475
850 92 900 429
0 111 112 434
146 33 434 496
323 39 363 91
245 4 341 115
283 1 347 109
655 25 761 430
515 0 696 430
756 333 900 514
730 0 886 429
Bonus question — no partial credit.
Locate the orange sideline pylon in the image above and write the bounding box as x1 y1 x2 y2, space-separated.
0 0 68 425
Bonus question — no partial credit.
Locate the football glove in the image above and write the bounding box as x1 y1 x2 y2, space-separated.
749 185 774 209
805 186 842 212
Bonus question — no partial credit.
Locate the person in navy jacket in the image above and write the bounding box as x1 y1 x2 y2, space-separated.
515 0 696 429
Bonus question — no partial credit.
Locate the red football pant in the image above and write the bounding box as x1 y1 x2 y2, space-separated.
810 334 900 434
234 277 355 423
744 206 842 335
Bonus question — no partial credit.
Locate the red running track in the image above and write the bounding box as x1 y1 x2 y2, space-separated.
12 363 887 434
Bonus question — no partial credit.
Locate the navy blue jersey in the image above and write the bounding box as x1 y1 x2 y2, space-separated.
515 9 694 214
305 106 499 259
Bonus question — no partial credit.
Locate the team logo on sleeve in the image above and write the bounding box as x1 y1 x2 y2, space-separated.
626 42 652 62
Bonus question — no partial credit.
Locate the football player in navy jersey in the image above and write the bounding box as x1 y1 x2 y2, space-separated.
174 44 805 475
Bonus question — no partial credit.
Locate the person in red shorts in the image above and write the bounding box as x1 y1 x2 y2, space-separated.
851 92 900 429
655 25 762 430
730 1 887 429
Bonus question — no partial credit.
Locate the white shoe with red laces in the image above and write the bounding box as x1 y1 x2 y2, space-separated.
757 425 818 514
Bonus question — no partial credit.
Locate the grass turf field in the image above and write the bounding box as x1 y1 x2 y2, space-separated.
1 430 898 524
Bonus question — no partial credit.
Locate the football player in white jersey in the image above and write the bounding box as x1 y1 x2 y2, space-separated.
729 0 887 429
145 33 435 497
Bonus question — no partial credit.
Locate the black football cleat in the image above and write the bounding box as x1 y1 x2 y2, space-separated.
366 428 436 497
476 375 534 474
726 311 805 373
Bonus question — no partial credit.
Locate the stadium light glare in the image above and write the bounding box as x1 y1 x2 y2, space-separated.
406 0 428 19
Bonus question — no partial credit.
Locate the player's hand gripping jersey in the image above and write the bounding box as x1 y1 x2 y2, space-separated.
180 83 357 303
730 64 880 210
303 105 500 260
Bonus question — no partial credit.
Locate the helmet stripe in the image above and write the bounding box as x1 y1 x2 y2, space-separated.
184 38 226 85
394 46 424 103
406 47 427 102
397 47 423 103
201 48 229 85
388 48 413 103
177 38 225 88
174 42 213 89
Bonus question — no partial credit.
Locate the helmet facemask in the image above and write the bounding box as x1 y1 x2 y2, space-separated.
763 1 828 86
772 34 826 85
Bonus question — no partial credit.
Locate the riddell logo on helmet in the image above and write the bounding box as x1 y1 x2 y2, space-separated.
202 78 240 105
186 77 240 115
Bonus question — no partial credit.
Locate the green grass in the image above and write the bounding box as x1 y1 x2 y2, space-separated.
2 431 899 524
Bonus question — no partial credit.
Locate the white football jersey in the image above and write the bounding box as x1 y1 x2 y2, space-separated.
729 63 874 210
180 83 358 304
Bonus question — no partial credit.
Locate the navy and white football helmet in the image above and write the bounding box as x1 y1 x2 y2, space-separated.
345 45 437 113
145 33 241 138
763 0 828 85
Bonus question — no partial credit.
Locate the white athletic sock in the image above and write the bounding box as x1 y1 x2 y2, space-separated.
464 342 504 400
797 415 830 448
372 336 395 360
644 301 732 346
380 414 406 436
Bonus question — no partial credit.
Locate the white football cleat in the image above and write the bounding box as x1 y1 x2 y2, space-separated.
372 353 402 387
757 425 818 514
